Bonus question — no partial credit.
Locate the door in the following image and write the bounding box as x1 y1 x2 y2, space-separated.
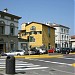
0 44 3 54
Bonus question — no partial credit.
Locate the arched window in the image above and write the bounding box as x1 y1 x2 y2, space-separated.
0 20 5 34
0 20 5 25
30 26 36 30
10 23 15 35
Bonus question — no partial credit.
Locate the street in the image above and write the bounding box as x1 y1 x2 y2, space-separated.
0 54 75 75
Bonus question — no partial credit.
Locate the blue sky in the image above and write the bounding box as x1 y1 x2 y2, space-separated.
0 0 74 35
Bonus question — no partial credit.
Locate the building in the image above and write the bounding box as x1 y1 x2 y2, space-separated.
19 22 55 49
51 23 70 48
0 9 21 53
70 35 75 48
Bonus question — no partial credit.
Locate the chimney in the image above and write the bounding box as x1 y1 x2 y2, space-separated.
3 8 8 12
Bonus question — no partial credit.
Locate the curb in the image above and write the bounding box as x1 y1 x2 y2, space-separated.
69 52 75 54
72 63 75 67
15 54 63 59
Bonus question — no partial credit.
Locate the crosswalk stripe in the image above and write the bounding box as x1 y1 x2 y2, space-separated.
0 58 49 70
16 67 49 71
63 58 75 60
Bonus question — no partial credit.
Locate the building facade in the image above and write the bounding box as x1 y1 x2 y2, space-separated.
0 9 21 53
51 23 70 48
19 22 55 49
70 35 75 48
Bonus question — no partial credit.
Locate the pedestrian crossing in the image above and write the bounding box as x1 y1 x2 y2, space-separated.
0 58 49 71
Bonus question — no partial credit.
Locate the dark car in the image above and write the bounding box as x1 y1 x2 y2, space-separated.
70 48 75 53
60 48 70 54
28 47 40 55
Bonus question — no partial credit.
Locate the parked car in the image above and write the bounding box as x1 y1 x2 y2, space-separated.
1 49 25 56
55 48 60 53
60 48 70 54
28 47 40 55
48 48 55 53
70 48 75 53
36 47 47 54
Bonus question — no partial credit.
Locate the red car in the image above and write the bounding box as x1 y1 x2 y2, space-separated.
48 48 55 53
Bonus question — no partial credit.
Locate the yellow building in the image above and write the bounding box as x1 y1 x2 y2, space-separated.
19 22 55 49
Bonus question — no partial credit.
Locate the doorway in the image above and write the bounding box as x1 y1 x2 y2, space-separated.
0 44 3 54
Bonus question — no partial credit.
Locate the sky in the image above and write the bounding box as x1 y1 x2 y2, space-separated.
0 0 74 35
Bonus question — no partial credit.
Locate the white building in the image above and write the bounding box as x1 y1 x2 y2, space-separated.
51 23 70 48
0 9 21 53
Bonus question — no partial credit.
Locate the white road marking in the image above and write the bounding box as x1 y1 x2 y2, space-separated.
0 58 49 71
35 59 72 67
52 68 75 74
16 63 33 65
44 61 51 62
63 58 75 60
38 60 45 61
16 67 49 71
0 59 5 60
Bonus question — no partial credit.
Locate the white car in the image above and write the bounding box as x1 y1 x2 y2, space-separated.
3 49 25 56
36 47 46 54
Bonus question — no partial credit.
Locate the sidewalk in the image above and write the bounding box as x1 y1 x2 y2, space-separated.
0 52 75 59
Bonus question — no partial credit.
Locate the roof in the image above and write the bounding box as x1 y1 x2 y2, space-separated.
18 30 26 33
51 24 70 29
18 38 28 42
0 11 21 19
26 21 55 29
71 35 75 39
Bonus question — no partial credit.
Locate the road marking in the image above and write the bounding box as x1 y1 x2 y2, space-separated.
52 68 75 74
16 67 49 71
63 58 75 60
38 60 45 61
44 61 51 62
0 58 49 71
0 59 5 60
44 61 72 66
35 59 72 67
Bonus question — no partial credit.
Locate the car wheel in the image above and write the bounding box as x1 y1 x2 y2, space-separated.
66 52 69 54
61 52 62 54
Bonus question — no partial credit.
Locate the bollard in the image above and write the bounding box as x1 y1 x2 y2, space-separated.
6 55 15 74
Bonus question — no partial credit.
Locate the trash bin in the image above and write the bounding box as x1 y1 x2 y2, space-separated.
6 55 15 74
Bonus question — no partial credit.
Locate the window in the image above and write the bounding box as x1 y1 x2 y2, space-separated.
1 15 4 18
67 30 69 33
67 36 68 39
10 23 15 35
30 26 36 30
29 31 37 35
37 31 42 34
62 35 63 40
62 43 63 48
26 32 29 35
10 43 14 50
11 17 14 21
0 26 4 34
0 21 5 34
48 43 50 49
21 33 26 36
61 28 63 33
48 27 50 37
31 31 35 34
64 29 66 33
30 36 35 42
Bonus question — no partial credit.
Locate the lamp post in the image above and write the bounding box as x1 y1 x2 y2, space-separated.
28 32 31 55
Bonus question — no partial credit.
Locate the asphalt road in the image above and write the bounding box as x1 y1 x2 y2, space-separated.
0 54 75 75
16 54 75 75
